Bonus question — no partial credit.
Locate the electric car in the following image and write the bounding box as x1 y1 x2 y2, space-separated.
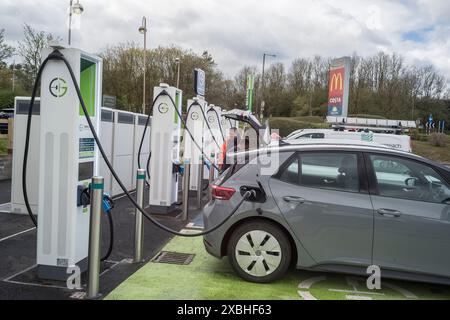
202 141 450 284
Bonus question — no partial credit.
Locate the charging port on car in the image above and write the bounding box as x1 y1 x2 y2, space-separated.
240 185 266 203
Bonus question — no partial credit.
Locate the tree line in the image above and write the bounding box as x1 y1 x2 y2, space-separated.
0 25 449 125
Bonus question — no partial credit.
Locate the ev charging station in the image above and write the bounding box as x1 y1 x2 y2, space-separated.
184 97 207 193
10 97 41 214
149 84 182 213
37 47 102 280
203 105 224 179
111 110 135 196
132 114 151 189
220 110 233 135
99 108 115 196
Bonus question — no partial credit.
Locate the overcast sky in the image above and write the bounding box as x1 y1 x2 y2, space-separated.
2 0 450 79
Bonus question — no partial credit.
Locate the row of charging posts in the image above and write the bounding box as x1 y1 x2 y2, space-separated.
18 47 240 299
10 97 151 215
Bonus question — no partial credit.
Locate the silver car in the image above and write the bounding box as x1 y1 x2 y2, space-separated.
202 142 450 284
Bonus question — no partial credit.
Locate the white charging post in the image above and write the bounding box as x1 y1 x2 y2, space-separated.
149 84 182 213
184 97 207 194
36 47 102 280
203 105 224 180
11 97 41 214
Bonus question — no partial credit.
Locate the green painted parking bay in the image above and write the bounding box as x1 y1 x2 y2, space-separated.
107 235 450 300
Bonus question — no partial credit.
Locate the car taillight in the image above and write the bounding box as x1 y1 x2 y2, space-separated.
211 185 236 200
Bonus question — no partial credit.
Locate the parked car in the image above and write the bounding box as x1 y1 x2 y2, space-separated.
285 129 412 152
202 141 450 284
0 108 14 134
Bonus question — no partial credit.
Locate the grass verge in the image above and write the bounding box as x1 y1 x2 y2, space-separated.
0 137 7 155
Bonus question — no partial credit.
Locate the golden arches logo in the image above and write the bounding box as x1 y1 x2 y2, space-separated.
329 72 343 92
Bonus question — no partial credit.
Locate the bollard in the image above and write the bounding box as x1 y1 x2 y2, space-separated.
87 176 103 299
196 156 203 208
182 160 190 221
134 169 146 263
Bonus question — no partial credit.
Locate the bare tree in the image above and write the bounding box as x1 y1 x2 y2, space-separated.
17 24 60 90
0 29 14 68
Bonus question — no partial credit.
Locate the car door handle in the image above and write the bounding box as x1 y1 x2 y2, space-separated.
283 196 305 204
377 208 402 218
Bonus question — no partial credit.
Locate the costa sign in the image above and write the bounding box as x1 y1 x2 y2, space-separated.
327 57 350 117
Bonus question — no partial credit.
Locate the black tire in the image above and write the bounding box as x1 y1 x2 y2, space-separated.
227 220 291 283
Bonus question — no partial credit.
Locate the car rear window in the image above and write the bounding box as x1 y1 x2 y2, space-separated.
216 150 259 185
216 163 247 186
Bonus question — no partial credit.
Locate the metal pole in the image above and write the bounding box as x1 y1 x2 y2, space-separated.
87 176 103 299
12 59 15 92
196 157 203 208
143 25 147 115
260 54 266 120
68 0 73 46
182 160 190 221
208 153 215 202
176 59 181 88
134 169 145 262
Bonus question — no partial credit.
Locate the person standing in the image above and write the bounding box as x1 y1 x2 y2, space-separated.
218 127 240 171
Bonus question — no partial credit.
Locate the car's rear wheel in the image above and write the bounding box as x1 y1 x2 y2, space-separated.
227 220 291 283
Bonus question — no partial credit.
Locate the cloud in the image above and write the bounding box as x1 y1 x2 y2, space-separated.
1 0 450 80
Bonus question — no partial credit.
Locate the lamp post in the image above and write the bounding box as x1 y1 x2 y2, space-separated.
139 17 148 114
11 53 18 92
260 53 276 120
175 57 181 88
68 0 84 46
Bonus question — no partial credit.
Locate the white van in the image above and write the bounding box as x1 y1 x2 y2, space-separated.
285 129 412 152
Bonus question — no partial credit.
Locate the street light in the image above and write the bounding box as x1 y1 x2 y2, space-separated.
68 0 84 46
10 53 18 92
139 16 148 114
175 58 181 88
260 53 276 120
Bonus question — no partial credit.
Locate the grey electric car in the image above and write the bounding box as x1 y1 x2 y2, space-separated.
202 142 450 284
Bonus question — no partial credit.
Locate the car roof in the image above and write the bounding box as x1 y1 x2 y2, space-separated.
282 138 388 149
230 139 449 170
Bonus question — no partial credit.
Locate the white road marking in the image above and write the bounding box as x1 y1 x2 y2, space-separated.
185 223 204 230
346 276 361 291
0 227 36 243
3 279 68 289
298 291 317 300
346 295 373 300
70 292 87 299
298 276 327 289
2 264 37 282
99 261 121 277
384 282 418 299
329 289 385 296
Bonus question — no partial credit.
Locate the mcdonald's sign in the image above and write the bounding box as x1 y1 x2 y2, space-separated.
327 58 350 116
329 68 344 95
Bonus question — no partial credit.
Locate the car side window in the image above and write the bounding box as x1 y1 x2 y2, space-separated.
299 152 360 193
369 154 450 204
299 133 325 139
277 155 300 185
